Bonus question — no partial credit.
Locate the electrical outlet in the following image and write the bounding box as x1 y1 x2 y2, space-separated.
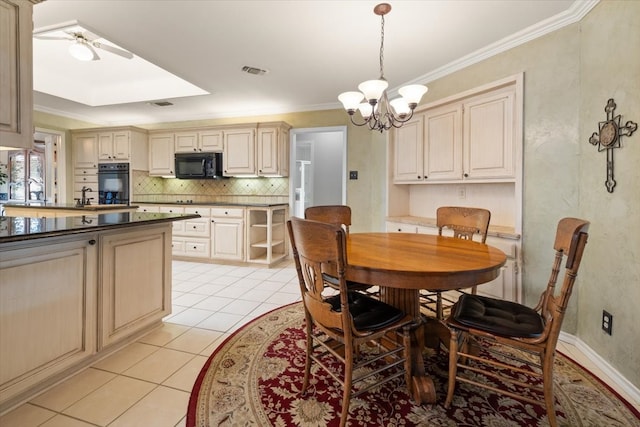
457 186 466 199
349 171 358 180
602 310 613 335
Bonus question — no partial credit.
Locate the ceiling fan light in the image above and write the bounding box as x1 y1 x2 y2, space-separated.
68 41 95 61
398 84 428 107
358 79 388 103
338 91 365 112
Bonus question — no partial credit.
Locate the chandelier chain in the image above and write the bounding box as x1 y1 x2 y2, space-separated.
379 15 385 79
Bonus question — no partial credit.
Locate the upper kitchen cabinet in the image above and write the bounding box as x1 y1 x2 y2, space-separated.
148 132 175 177
0 0 40 149
73 127 148 170
223 126 257 176
393 76 521 184
257 122 291 177
174 129 223 153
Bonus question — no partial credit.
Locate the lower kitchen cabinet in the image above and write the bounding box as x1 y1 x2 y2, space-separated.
211 208 244 261
247 206 288 266
99 225 172 348
0 236 97 408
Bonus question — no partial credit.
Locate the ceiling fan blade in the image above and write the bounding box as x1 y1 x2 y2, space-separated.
86 43 100 61
34 35 74 41
92 42 134 59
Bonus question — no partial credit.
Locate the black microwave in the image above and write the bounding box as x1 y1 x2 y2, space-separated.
174 152 226 179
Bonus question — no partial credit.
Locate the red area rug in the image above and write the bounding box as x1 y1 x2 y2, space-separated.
188 303 640 426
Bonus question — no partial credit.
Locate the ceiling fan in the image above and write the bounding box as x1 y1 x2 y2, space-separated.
33 22 133 61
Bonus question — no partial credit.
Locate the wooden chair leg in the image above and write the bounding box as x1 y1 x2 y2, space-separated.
302 327 313 394
543 355 558 427
340 352 353 427
445 329 459 408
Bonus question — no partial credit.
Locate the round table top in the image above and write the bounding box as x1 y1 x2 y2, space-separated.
345 232 507 290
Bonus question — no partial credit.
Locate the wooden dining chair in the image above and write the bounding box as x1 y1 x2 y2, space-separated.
420 206 491 319
304 205 376 295
444 217 590 427
287 217 413 427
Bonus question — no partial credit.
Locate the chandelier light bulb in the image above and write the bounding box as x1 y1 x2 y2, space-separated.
338 91 365 112
390 98 410 117
358 79 388 103
358 102 377 119
398 84 429 107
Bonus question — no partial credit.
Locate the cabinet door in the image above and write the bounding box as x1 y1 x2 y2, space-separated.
475 259 517 302
149 134 175 176
174 132 198 153
211 218 244 260
199 129 223 152
463 90 515 179
73 134 99 168
393 115 424 182
424 104 463 181
99 225 172 348
257 128 279 175
97 133 114 160
0 0 34 149
223 129 256 175
112 131 131 160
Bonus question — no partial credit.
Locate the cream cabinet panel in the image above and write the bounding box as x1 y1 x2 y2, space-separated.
476 259 517 301
99 225 172 348
393 116 424 182
223 128 256 176
385 221 418 233
463 89 515 180
256 124 290 177
73 134 99 169
211 218 244 261
149 133 175 176
424 104 463 181
0 0 35 149
0 237 97 405
98 131 131 161
137 205 160 213
174 132 198 153
199 129 223 152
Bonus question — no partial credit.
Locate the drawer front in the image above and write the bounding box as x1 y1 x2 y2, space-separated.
183 239 210 257
386 221 417 233
172 238 186 255
159 206 185 214
184 207 211 217
211 207 244 218
181 218 211 237
137 205 160 213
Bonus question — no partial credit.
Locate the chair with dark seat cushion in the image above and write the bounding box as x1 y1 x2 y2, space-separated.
305 205 377 295
287 217 413 427
444 217 590 427
420 206 491 319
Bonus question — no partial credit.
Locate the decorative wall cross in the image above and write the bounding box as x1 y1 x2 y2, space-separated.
588 98 637 193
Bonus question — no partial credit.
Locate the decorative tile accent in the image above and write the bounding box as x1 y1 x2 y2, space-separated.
132 171 289 204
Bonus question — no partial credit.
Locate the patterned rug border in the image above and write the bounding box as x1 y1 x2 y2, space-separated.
186 302 640 426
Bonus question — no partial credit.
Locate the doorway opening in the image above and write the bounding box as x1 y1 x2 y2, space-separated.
289 127 347 218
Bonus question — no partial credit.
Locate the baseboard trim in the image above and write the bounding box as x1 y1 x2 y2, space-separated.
559 331 640 406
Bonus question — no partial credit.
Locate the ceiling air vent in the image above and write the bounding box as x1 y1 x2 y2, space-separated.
148 101 173 107
242 66 268 76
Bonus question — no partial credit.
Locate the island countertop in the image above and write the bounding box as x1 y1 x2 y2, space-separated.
0 212 199 244
3 202 140 212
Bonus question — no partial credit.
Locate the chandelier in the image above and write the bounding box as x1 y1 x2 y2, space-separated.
338 3 428 133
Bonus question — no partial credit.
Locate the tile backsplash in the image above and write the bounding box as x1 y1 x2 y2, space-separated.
132 171 289 204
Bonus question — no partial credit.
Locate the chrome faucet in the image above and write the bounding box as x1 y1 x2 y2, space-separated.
80 186 93 206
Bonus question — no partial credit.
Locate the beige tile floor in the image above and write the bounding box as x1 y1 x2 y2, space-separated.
1 260 637 426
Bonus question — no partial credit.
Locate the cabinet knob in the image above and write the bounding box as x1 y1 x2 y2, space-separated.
397 228 402 232
88 239 96 245
417 176 421 179
192 226 197 229
464 173 469 178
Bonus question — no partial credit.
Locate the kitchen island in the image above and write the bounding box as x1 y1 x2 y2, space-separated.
0 212 198 412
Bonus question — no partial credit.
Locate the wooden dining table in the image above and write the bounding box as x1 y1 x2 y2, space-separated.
345 232 507 404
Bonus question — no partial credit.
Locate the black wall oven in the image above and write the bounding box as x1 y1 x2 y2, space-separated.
98 163 130 205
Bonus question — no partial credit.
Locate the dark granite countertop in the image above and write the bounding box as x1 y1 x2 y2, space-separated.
133 201 288 208
4 202 139 211
0 212 199 244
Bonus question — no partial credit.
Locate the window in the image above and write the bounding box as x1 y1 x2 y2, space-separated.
8 146 46 202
